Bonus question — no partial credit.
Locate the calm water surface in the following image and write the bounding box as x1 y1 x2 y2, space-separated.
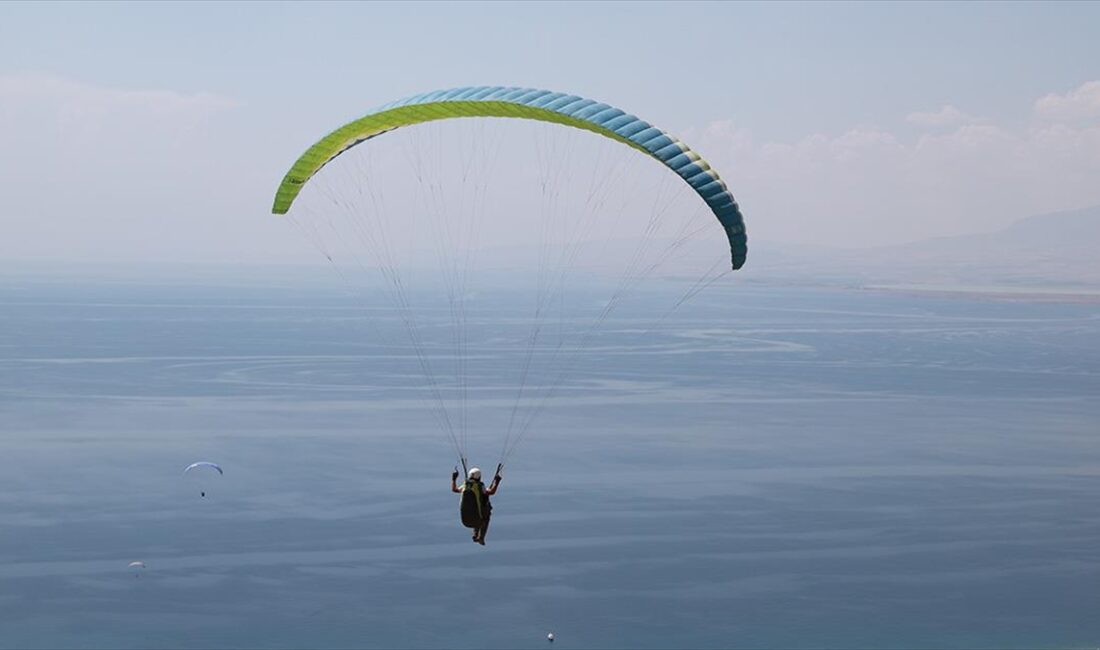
0 274 1097 649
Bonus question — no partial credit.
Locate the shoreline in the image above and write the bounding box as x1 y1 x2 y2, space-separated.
862 283 1100 304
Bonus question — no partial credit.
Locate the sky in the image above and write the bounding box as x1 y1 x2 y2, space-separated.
1 1 1099 264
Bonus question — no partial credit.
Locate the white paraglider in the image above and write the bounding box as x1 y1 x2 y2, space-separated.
183 461 223 498
128 561 146 577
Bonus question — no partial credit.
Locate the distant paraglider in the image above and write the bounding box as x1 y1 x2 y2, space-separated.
128 561 146 577
184 461 223 497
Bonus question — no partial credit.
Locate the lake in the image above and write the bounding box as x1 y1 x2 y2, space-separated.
0 270 1097 649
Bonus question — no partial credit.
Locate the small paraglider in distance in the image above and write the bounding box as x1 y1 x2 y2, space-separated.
128 561 145 578
183 461 223 498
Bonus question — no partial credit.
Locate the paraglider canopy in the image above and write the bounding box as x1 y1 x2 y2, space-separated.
183 462 223 475
269 85 749 475
272 86 747 270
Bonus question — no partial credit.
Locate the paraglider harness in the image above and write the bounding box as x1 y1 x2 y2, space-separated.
459 461 500 529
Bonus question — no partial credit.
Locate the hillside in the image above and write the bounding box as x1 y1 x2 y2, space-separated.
742 206 1100 293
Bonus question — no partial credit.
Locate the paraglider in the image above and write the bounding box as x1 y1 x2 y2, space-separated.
128 561 145 577
271 86 748 542
452 465 502 545
183 461 223 498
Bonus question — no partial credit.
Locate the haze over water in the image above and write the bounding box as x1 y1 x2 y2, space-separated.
0 270 1098 649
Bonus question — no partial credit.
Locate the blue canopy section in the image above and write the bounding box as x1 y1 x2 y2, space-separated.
377 86 748 269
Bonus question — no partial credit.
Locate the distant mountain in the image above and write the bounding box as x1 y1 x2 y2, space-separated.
743 205 1100 292
870 205 1100 283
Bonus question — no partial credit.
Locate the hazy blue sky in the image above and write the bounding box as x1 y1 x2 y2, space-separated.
2 1 1099 263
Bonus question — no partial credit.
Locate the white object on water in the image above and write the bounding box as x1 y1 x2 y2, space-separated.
547 632 554 642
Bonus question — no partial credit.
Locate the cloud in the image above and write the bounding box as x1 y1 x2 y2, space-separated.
0 73 238 156
2 74 1098 263
0 73 252 262
688 81 1100 248
0 72 237 111
1034 80 1100 123
905 105 970 128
